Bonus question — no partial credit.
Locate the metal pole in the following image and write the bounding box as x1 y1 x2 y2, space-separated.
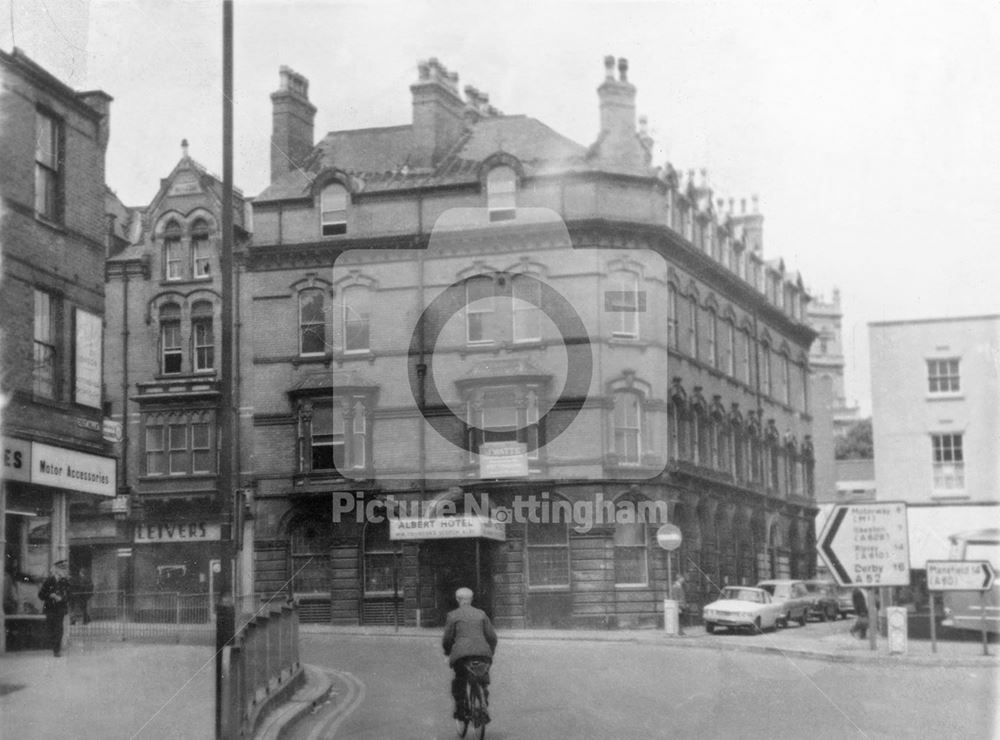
215 2 235 737
981 591 989 657
929 591 937 654
666 552 673 632
868 588 876 651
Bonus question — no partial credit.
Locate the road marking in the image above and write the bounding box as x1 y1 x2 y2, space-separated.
306 669 366 740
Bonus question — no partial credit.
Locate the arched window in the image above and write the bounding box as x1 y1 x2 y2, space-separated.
342 285 371 353
191 219 211 277
706 308 718 368
191 300 214 371
160 302 182 374
163 220 183 281
299 288 326 355
741 328 753 385
320 183 348 236
613 390 643 464
723 319 736 377
760 342 773 397
780 353 791 405
667 284 679 349
486 166 516 221
687 296 698 357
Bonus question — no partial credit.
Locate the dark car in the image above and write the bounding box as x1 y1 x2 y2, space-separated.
804 580 842 621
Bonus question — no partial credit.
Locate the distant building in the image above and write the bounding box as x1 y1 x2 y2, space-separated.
1 49 115 651
869 314 999 570
807 288 862 439
242 57 819 628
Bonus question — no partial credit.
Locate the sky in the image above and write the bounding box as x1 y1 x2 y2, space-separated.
2 0 998 414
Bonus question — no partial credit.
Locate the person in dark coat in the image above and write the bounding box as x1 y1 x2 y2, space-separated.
39 560 72 656
849 587 869 639
442 587 497 720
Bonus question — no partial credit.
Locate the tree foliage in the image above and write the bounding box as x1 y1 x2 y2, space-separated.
836 418 873 460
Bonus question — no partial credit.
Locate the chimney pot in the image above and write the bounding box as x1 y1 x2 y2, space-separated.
617 57 629 82
752 194 759 213
604 55 616 80
181 139 189 158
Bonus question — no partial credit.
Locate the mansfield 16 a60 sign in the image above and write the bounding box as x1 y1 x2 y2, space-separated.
817 503 910 587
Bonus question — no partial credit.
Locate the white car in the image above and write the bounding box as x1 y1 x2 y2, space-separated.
702 586 781 634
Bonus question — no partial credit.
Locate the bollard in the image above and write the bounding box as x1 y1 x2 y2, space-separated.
663 599 679 636
887 606 907 655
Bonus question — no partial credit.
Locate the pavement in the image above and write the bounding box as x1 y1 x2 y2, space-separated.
0 618 995 740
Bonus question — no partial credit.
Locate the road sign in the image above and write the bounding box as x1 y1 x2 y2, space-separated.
926 560 996 591
656 524 682 551
817 502 910 587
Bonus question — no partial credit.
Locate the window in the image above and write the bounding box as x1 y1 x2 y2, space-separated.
164 221 183 280
741 329 753 385
799 364 809 412
145 425 165 475
487 166 516 221
468 387 540 461
191 220 211 277
928 359 960 394
613 391 642 464
320 183 347 236
760 344 772 397
189 302 214 372
667 284 679 349
512 276 541 342
168 424 188 475
609 272 640 339
706 310 718 368
343 286 371 353
299 289 326 355
780 354 790 405
723 319 735 377
191 422 212 473
290 520 333 594
143 415 215 477
35 109 61 220
33 289 56 398
304 399 367 473
160 303 182 374
932 434 964 490
527 521 569 587
363 521 400 595
466 277 495 343
614 522 648 585
687 296 698 357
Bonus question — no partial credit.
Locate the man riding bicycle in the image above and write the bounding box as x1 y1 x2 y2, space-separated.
442 587 497 721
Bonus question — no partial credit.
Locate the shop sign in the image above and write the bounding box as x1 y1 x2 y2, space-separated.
29 442 116 497
74 308 103 409
479 441 528 478
2 436 31 483
134 522 221 543
390 515 506 541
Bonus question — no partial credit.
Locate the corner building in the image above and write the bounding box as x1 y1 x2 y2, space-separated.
245 58 818 628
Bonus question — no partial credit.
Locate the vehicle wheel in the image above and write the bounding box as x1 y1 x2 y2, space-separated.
469 683 487 740
825 605 837 622
705 622 715 634
753 617 762 634
778 614 788 629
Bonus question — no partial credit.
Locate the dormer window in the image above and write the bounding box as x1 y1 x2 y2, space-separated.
487 167 516 222
191 219 211 277
164 221 183 280
321 183 348 236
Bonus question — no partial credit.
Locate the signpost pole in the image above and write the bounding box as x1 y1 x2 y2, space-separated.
929 592 937 654
868 588 877 651
981 592 989 657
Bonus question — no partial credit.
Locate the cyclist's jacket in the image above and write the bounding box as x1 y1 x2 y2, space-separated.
442 604 498 666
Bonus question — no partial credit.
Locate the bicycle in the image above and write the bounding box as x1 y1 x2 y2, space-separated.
455 658 491 739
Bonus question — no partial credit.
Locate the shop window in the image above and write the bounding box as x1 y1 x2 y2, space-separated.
191 301 214 372
486 166 516 221
613 391 642 464
363 520 400 595
35 108 62 221
160 303 182 374
299 288 327 356
342 285 371 353
526 521 569 588
614 522 648 586
191 219 211 277
320 183 348 236
33 289 56 399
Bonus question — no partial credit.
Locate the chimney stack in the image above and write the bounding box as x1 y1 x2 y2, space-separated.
79 89 112 153
597 55 637 144
270 66 316 182
410 58 466 169
730 194 764 253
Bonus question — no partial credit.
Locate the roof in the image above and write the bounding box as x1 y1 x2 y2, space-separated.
256 114 595 204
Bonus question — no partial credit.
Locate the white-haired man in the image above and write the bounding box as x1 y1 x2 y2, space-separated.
442 587 497 721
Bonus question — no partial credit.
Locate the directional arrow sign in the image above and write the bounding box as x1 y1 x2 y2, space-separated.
817 502 910 588
926 560 996 591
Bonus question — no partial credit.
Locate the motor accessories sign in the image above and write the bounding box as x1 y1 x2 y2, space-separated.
817 502 910 587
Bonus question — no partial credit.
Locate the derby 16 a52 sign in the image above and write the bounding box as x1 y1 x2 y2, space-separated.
818 502 910 587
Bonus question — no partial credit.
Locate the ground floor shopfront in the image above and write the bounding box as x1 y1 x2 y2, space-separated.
253 477 819 628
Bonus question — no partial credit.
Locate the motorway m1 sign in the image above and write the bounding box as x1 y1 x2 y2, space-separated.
926 560 996 591
817 502 910 588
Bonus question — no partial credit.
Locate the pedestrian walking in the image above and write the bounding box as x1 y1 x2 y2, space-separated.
669 575 687 635
39 560 71 656
849 587 869 639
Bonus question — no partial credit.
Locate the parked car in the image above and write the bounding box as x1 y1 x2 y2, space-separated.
803 580 842 621
755 579 810 627
835 585 855 618
703 586 782 634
